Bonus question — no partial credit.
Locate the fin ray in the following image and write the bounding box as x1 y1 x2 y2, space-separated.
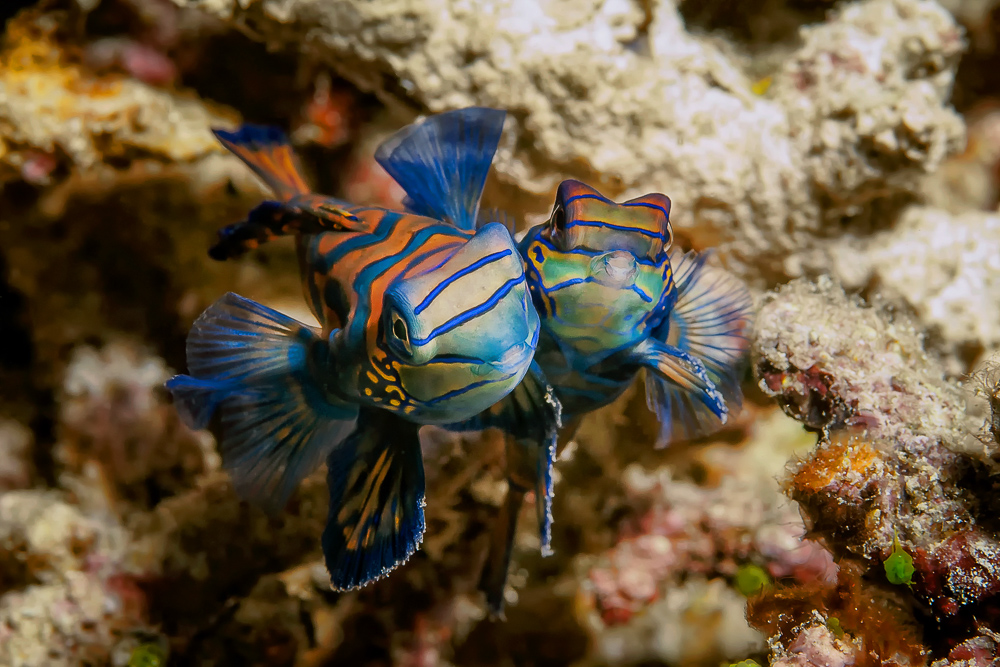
375 107 506 231
645 249 753 445
322 413 426 590
629 337 728 445
166 293 358 512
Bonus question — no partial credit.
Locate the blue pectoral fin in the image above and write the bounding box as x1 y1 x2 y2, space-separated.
322 413 426 591
646 249 754 444
629 338 729 446
164 375 232 430
374 107 507 231
166 292 359 512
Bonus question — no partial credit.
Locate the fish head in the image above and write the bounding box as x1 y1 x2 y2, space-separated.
381 222 539 421
520 180 676 354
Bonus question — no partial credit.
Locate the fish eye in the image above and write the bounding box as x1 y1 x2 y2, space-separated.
389 311 412 355
392 316 408 342
551 205 566 233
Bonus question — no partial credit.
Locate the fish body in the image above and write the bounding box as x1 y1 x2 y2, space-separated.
301 208 537 423
166 109 559 592
456 174 754 616
520 179 680 416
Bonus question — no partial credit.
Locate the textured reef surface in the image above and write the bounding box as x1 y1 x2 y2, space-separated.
4 0 1000 664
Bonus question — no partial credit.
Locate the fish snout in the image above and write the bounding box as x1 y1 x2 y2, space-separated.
489 342 533 375
590 251 638 288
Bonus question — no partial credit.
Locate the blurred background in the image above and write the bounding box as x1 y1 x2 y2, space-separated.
2 0 1000 665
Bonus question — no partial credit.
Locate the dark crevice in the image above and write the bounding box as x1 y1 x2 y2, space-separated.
679 0 833 48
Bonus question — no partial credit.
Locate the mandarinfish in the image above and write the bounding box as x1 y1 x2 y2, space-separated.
436 112 754 617
166 108 560 593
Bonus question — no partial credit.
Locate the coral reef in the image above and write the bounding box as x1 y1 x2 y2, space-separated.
752 277 1000 656
4 0 1000 663
169 0 966 284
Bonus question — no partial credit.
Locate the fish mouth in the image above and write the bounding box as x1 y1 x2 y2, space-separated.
590 251 638 288
487 342 533 375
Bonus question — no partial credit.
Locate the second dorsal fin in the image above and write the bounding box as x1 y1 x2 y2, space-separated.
374 107 506 231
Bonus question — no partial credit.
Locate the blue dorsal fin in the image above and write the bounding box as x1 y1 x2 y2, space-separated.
374 107 507 231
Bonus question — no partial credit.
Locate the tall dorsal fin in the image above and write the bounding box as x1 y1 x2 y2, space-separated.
374 107 506 231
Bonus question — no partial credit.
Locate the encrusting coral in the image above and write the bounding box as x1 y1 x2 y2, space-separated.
752 276 1000 657
168 0 966 284
5 0 1000 663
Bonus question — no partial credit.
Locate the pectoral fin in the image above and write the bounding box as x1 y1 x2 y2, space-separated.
166 292 359 512
628 337 728 446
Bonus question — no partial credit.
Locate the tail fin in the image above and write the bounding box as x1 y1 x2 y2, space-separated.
214 124 312 201
374 107 506 231
322 412 426 590
166 292 358 512
646 249 753 445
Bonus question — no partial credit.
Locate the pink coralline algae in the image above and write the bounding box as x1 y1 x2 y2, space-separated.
752 277 1000 653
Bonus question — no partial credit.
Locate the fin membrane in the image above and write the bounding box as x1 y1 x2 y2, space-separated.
629 337 727 445
374 107 506 231
214 124 312 201
322 412 426 590
166 292 358 512
645 250 753 445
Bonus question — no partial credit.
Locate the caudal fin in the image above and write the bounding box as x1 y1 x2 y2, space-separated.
213 124 312 201
646 249 753 445
374 107 507 231
322 412 426 590
166 292 358 512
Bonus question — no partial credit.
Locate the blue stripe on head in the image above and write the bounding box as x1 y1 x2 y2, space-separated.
563 219 665 239
349 222 468 341
410 275 522 344
413 248 512 315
